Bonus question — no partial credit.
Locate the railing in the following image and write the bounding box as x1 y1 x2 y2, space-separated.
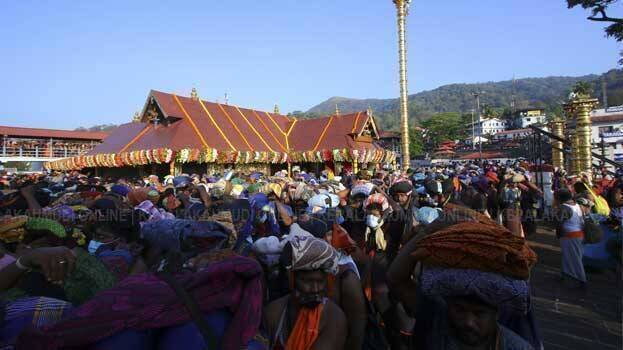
0 146 92 158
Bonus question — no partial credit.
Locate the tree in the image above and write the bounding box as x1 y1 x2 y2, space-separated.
567 0 623 63
409 128 424 156
571 81 594 98
420 112 465 147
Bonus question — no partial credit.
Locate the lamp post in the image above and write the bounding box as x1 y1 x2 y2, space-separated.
393 0 411 170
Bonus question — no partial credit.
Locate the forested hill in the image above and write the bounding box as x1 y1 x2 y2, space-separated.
304 69 623 130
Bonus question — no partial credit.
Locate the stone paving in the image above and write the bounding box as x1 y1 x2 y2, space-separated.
528 227 622 350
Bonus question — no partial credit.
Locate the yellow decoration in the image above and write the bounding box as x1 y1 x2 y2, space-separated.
312 116 334 151
198 99 236 151
234 106 274 152
217 103 253 150
173 94 210 148
250 109 287 151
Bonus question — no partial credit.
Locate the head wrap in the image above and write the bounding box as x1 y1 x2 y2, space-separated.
291 183 315 203
25 217 66 238
413 221 537 280
127 188 150 206
485 171 499 184
351 182 374 197
298 210 339 238
111 184 131 197
173 176 192 188
415 207 440 225
239 193 281 240
263 183 283 198
420 266 529 313
140 219 229 252
389 181 413 195
364 193 390 212
284 225 339 274
307 193 339 211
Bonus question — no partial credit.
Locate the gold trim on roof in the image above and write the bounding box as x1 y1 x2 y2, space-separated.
173 94 210 149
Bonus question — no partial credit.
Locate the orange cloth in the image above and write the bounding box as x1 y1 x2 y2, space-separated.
285 303 324 350
413 221 537 280
128 188 149 206
563 231 584 239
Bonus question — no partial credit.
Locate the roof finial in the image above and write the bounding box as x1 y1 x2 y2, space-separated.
132 111 141 122
190 87 198 101
335 104 340 116
274 104 280 114
367 105 373 117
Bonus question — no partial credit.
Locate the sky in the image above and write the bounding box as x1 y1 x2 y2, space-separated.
0 0 621 129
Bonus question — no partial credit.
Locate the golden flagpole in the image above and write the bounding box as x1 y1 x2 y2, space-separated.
393 0 411 170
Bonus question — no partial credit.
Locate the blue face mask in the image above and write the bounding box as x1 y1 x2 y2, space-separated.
88 238 118 255
88 240 104 255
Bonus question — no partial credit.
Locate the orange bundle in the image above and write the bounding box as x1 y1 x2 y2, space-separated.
413 221 537 280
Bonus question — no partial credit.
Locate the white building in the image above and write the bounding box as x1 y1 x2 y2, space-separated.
590 107 623 166
512 108 547 129
469 118 507 138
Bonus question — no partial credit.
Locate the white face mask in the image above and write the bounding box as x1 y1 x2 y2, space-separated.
366 215 381 228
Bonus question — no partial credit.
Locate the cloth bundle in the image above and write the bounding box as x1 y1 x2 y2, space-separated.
420 266 529 313
412 221 537 280
285 224 338 274
17 255 263 350
140 219 230 253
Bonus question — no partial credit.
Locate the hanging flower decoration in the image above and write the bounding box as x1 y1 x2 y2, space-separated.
45 146 395 171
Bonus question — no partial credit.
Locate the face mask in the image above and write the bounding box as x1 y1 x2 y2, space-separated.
366 215 381 228
88 240 104 255
88 238 118 255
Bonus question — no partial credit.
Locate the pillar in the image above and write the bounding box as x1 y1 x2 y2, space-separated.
571 98 599 176
169 161 175 176
550 117 565 170
563 103 577 174
393 0 411 169
353 159 358 175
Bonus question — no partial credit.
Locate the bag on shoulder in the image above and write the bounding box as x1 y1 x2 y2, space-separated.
583 216 603 244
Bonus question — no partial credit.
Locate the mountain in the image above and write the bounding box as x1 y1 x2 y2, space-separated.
305 69 623 131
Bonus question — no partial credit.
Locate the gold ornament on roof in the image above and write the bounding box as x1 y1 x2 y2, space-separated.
132 111 141 122
191 88 198 101
274 104 280 114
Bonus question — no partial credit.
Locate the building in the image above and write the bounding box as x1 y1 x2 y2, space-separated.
492 128 532 141
511 108 547 129
590 107 623 165
47 89 396 175
468 118 507 138
378 131 401 158
1 126 108 171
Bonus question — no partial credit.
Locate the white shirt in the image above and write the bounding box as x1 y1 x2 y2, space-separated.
562 203 584 233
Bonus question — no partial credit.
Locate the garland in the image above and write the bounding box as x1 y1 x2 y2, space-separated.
45 147 396 171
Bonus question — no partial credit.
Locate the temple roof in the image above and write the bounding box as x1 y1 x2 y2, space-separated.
89 90 381 154
0 125 108 140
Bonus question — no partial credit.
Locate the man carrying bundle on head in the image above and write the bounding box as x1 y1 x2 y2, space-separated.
388 209 540 350
263 228 346 350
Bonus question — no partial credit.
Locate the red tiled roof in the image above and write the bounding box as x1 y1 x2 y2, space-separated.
592 113 623 124
0 125 108 140
460 151 507 160
92 90 379 154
